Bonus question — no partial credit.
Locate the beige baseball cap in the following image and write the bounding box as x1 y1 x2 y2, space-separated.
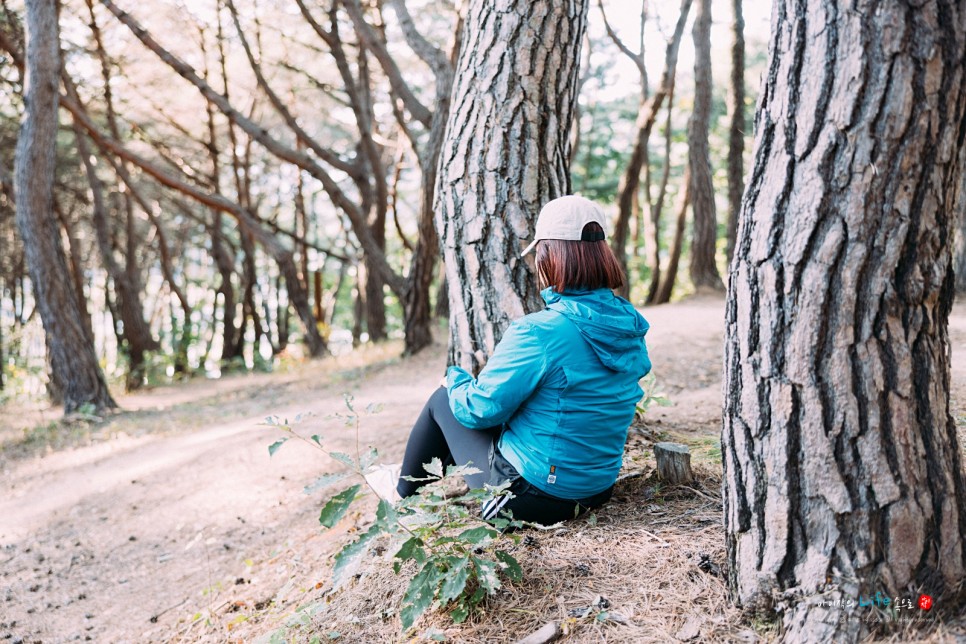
521 195 608 256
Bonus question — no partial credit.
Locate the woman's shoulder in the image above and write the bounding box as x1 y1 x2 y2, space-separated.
512 307 578 335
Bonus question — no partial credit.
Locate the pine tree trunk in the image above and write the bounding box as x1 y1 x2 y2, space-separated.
611 0 692 299
954 161 966 294
654 169 690 305
403 61 454 355
687 0 723 292
74 127 157 390
436 0 588 372
723 1 966 639
14 0 115 413
725 0 745 264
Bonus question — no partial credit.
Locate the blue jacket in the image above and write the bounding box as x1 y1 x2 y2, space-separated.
446 287 651 498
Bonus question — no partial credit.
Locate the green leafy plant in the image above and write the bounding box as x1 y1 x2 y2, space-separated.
636 372 672 415
266 394 525 633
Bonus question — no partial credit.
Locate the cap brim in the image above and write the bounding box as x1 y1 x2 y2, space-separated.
520 239 538 256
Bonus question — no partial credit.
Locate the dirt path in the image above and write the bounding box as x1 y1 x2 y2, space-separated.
2 295 964 643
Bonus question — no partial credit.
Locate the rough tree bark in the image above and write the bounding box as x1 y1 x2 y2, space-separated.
723 1 966 639
436 0 588 372
687 0 724 292
14 0 115 412
725 0 745 264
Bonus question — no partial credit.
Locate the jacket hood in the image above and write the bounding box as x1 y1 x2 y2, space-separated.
542 287 650 374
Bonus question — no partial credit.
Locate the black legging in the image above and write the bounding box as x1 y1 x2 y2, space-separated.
397 386 500 497
397 387 613 525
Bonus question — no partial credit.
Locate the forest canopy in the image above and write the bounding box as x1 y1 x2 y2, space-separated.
0 0 767 406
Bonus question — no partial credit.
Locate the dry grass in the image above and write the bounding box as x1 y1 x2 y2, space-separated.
249 443 754 644
229 425 966 644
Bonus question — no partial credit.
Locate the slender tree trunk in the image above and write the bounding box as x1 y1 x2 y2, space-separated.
723 2 966 639
74 127 158 390
14 0 115 413
436 0 589 372
404 67 453 354
687 0 724 292
610 0 692 298
352 266 365 346
645 88 677 304
725 0 745 265
654 169 690 305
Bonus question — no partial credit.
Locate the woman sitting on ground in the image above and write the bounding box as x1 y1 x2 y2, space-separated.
395 195 651 525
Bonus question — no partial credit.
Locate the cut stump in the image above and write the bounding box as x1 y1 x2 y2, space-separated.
654 442 694 484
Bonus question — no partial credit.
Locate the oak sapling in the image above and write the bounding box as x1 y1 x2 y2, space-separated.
265 394 526 632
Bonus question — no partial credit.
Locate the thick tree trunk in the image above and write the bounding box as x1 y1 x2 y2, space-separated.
723 2 966 639
14 0 115 413
725 0 745 265
687 0 724 293
954 157 966 294
436 0 588 372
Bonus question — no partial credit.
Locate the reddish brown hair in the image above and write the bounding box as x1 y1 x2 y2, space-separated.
535 222 626 293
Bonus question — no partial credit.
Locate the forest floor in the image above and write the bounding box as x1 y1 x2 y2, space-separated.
2 295 966 643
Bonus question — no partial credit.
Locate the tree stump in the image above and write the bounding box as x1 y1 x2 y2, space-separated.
654 442 693 484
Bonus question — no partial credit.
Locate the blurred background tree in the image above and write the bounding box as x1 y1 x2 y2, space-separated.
0 0 770 407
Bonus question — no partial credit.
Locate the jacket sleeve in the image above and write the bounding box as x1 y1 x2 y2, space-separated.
445 320 547 429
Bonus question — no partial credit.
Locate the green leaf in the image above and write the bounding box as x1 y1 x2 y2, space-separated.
439 557 471 604
318 484 361 528
444 463 482 478
342 393 355 412
329 451 356 470
469 586 486 605
310 434 323 446
303 472 350 495
394 536 427 565
365 402 383 415
495 551 523 582
472 556 502 594
423 457 444 478
360 447 379 470
374 498 397 529
450 600 469 624
268 438 288 457
400 561 440 630
458 526 498 545
332 522 380 587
